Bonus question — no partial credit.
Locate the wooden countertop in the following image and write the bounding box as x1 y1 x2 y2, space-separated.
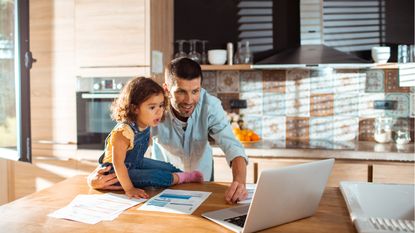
0 175 356 233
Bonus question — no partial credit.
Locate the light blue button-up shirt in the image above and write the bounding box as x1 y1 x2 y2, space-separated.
151 88 248 180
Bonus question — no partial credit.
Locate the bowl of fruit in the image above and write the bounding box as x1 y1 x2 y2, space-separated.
233 127 260 144
227 112 261 144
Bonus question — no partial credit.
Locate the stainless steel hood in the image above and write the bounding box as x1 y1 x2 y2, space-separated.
254 45 371 68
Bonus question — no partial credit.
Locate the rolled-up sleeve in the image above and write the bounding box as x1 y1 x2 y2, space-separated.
208 101 248 167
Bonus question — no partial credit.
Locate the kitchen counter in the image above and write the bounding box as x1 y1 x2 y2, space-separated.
212 140 415 162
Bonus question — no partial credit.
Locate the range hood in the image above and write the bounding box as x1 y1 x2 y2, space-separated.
253 45 371 68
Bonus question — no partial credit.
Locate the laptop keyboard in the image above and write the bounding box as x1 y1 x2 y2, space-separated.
224 214 247 227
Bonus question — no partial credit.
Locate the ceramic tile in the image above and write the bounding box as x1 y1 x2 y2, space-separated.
310 68 335 94
202 71 217 95
216 71 239 93
309 140 334 149
286 139 310 148
262 116 285 140
384 69 410 93
286 69 310 93
262 70 286 93
263 93 285 116
358 118 375 141
333 116 359 141
310 94 334 117
216 93 240 114
239 92 263 116
385 93 410 117
309 117 334 140
364 69 384 92
399 64 415 87
286 117 309 141
392 118 411 132
358 93 385 117
243 115 262 136
332 140 356 150
334 93 359 116
286 92 310 117
240 71 262 92
334 71 365 94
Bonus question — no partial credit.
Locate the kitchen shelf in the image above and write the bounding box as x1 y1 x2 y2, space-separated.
201 64 252 71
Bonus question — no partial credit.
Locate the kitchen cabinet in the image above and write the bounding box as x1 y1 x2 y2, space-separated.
213 157 255 183
251 158 368 187
372 163 415 184
75 0 173 78
213 156 374 187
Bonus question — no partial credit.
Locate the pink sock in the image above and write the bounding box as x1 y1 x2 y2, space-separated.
176 171 204 184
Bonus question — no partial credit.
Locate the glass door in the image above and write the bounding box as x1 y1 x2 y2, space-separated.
0 0 32 162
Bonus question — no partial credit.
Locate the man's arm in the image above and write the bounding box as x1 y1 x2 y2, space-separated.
225 156 248 204
87 165 123 190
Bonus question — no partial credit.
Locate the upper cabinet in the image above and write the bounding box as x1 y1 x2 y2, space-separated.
75 0 173 77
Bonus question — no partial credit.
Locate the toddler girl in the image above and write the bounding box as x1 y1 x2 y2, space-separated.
99 77 203 199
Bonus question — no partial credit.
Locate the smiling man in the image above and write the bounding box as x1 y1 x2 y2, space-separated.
151 57 249 204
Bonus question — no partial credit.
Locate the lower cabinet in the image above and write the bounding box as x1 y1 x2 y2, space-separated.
213 156 413 186
372 163 415 184
213 157 255 183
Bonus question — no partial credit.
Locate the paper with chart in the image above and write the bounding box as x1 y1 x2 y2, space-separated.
48 193 146 224
138 189 211 214
237 183 256 204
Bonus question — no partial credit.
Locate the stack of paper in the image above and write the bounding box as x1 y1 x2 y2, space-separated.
49 193 146 224
139 189 211 214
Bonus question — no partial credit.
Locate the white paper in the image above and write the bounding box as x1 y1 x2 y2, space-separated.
138 189 211 214
49 193 146 224
238 183 256 204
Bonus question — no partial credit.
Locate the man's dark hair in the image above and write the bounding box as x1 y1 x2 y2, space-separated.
166 57 203 85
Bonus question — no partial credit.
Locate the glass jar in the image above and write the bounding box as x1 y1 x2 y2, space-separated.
393 129 411 145
374 117 393 143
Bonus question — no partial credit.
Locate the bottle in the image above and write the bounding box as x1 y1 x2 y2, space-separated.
234 42 242 64
227 42 233 65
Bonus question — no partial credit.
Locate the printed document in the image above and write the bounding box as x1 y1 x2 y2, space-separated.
49 193 146 224
238 183 256 204
138 189 211 214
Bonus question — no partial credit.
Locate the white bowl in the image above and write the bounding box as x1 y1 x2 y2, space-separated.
208 49 227 65
371 46 390 64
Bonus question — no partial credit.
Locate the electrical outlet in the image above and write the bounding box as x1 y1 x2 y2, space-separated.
374 100 397 110
230 99 247 109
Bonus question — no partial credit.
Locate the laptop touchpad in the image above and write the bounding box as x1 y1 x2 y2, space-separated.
229 205 250 214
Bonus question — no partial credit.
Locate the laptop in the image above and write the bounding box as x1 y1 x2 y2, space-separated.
202 158 335 233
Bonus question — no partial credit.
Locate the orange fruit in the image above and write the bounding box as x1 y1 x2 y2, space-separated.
251 133 260 141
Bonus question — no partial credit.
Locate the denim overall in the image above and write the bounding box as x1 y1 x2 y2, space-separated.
100 122 182 188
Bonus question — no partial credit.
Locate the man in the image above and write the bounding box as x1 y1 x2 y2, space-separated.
88 58 248 203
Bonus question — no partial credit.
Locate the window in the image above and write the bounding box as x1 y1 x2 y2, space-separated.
0 0 32 162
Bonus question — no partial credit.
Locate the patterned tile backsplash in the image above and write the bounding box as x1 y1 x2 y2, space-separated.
203 68 415 147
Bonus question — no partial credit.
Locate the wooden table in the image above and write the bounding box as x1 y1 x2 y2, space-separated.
0 175 356 233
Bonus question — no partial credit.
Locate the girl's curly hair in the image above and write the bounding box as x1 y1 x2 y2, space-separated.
110 77 167 123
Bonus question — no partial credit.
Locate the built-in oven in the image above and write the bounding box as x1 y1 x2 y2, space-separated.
76 77 131 149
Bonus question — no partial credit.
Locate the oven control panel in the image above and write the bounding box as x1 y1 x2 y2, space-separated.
76 77 131 93
93 79 124 91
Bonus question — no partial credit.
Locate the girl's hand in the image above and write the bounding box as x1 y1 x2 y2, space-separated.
125 187 149 199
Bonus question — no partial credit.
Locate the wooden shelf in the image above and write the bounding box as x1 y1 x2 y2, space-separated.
201 64 252 71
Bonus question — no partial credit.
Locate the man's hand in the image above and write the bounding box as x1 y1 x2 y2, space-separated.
225 180 248 204
87 165 123 190
225 156 248 204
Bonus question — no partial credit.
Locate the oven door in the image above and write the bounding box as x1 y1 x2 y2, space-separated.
76 92 118 149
